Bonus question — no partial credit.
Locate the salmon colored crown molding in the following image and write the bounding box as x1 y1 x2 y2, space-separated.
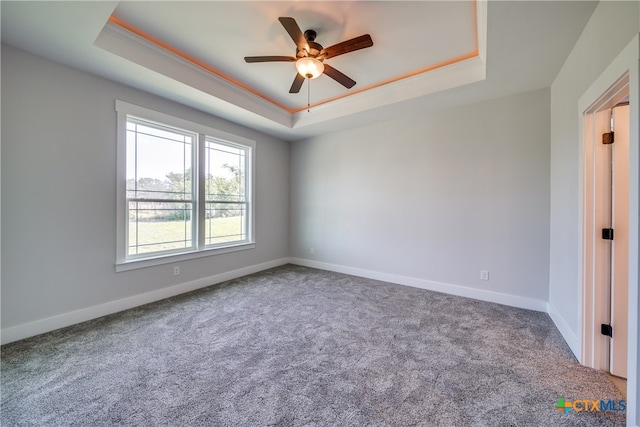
107 15 296 113
108 1 479 114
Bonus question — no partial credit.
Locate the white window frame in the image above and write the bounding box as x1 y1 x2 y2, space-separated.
115 100 255 272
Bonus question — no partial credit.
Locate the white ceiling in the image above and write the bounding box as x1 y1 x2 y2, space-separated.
1 1 597 141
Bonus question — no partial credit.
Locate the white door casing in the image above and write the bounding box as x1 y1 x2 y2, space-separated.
610 104 629 379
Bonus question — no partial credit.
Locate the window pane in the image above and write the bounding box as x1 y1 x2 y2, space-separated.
126 120 194 201
125 117 195 258
128 201 193 255
205 140 246 203
205 202 246 245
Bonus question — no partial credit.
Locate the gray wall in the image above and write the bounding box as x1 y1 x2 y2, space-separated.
290 88 550 303
549 1 639 348
1 45 290 329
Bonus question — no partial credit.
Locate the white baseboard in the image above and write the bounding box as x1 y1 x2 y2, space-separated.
2 257 577 360
1 258 290 345
546 302 581 361
290 258 548 312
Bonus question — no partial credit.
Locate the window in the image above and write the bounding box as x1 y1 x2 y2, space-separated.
116 101 255 271
204 139 249 246
126 118 196 256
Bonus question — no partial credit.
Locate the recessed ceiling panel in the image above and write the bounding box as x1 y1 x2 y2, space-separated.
110 1 478 111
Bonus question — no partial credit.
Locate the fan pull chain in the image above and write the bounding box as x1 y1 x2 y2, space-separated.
307 78 311 112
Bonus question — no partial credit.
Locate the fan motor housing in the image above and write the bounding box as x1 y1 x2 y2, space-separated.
308 41 323 56
297 29 323 58
297 42 323 58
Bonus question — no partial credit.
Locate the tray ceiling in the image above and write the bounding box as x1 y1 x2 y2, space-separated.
1 1 598 141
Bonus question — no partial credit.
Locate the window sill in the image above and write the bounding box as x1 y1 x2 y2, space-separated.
115 242 256 272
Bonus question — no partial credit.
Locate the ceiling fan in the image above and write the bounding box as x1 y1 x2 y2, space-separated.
244 17 373 94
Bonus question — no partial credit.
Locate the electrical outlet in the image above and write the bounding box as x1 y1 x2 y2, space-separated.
173 266 180 276
310 247 315 255
480 270 489 281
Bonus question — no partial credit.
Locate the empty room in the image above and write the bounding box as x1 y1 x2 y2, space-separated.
1 1 639 426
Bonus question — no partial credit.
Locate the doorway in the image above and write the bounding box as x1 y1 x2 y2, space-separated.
581 73 629 380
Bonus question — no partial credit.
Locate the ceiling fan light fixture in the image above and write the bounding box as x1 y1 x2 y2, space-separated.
296 57 324 79
244 17 373 93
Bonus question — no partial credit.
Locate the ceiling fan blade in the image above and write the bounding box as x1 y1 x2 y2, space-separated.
322 64 356 89
289 73 305 93
244 56 296 63
279 17 308 51
321 34 373 59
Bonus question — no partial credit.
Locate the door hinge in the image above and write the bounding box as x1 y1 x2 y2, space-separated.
602 131 614 144
601 324 613 337
602 228 614 240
